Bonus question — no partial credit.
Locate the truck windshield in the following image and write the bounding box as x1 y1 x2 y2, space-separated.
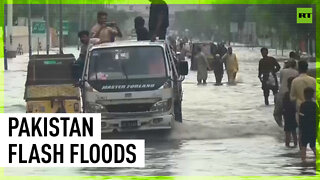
88 46 166 80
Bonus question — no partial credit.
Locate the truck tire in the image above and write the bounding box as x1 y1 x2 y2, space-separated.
174 100 182 122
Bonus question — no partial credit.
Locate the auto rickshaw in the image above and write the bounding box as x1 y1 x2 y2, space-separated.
24 54 81 113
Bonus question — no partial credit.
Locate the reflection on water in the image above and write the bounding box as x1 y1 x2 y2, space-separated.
4 47 317 176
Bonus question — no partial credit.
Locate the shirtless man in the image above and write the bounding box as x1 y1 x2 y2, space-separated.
91 11 122 43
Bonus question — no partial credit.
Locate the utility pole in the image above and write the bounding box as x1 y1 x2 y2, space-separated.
59 3 63 54
83 2 87 29
4 4 8 70
46 3 50 55
28 3 32 58
6 1 16 59
78 4 83 50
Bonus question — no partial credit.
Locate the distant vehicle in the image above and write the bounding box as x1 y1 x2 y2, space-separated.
24 54 81 113
78 40 188 133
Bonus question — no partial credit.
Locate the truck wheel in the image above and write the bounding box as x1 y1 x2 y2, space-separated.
174 100 182 122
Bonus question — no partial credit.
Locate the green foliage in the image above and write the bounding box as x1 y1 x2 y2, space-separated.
247 5 315 38
174 5 247 41
175 10 215 39
174 4 315 49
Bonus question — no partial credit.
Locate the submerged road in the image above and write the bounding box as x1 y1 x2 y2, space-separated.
4 47 317 176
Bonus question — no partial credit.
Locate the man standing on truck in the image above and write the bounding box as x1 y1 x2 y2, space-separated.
149 0 169 41
134 16 149 41
91 11 122 43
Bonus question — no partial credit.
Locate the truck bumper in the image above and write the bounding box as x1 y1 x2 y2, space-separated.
101 114 173 133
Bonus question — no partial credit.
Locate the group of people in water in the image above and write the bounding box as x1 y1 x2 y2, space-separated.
193 44 317 162
258 48 317 162
194 43 239 86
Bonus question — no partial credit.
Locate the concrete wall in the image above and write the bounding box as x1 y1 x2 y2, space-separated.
7 26 59 54
10 26 29 54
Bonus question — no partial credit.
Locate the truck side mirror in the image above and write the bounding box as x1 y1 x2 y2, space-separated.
178 61 188 76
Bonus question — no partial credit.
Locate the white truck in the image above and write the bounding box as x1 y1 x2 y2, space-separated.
79 41 188 133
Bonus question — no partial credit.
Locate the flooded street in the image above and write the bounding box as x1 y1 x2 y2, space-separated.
3 47 317 176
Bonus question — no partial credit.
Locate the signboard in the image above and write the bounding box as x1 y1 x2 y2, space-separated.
56 21 69 35
43 60 62 65
32 21 46 34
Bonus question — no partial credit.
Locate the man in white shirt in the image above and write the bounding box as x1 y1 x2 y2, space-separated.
290 61 316 113
290 60 316 149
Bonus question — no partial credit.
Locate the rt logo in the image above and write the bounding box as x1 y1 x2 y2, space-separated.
297 8 312 24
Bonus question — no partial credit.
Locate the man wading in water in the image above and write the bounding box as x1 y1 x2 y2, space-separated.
258 47 281 105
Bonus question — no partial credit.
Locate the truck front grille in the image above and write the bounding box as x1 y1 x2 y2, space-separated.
106 103 153 112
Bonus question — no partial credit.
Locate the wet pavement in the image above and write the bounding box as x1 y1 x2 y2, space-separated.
3 47 318 176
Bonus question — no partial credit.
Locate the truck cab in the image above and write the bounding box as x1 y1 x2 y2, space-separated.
80 40 188 133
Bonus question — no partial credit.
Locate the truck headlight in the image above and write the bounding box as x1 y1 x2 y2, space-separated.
86 103 106 113
150 99 172 112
